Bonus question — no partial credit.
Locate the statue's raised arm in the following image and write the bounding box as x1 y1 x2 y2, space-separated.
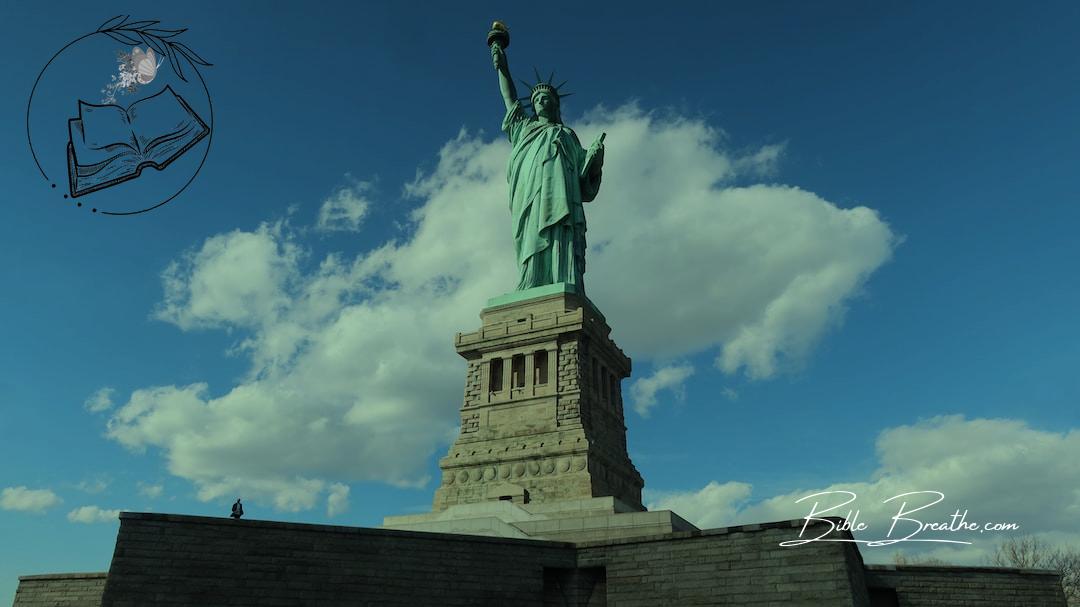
488 22 517 112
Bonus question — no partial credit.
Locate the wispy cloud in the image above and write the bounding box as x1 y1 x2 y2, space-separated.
83 387 115 413
630 364 695 417
0 486 61 513
75 476 110 494
315 178 373 233
733 142 786 177
327 483 349 517
67 505 122 524
137 482 163 499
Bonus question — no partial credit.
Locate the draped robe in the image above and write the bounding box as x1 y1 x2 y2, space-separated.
502 102 601 291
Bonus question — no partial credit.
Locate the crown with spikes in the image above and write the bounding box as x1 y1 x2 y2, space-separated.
518 68 573 110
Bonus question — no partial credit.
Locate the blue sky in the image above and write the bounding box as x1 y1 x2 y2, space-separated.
2 1 1079 603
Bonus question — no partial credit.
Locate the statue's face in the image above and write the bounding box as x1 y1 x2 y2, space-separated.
533 92 558 121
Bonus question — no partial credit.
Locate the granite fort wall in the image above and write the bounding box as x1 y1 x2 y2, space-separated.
99 514 868 606
100 512 577 606
577 520 871 606
863 564 1067 606
13 573 107 607
18 512 1068 606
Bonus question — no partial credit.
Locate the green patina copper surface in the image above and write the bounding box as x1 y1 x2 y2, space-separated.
484 282 607 325
489 22 606 293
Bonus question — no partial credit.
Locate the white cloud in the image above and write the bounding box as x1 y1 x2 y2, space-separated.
106 104 895 511
648 480 753 529
153 221 302 332
630 364 695 417
84 387 115 413
0 486 61 513
197 477 327 512
315 180 372 233
645 416 1080 564
575 105 896 378
76 477 110 494
67 505 122 524
734 142 786 176
137 482 163 499
327 483 349 517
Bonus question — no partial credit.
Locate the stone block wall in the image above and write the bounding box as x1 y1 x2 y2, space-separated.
864 564 1068 606
99 512 576 607
462 360 482 408
577 520 871 606
556 340 583 428
13 573 106 607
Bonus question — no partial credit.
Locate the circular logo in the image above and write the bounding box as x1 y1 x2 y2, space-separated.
26 15 214 216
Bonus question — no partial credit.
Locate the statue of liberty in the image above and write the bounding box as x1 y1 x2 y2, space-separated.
488 22 606 293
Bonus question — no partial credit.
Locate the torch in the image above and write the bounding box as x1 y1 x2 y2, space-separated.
487 20 510 51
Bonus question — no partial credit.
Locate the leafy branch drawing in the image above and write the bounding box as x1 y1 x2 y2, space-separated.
97 15 211 82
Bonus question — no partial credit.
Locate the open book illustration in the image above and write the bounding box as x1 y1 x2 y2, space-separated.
67 85 210 198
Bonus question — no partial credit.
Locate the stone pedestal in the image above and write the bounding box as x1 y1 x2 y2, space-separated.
430 284 644 513
383 496 698 543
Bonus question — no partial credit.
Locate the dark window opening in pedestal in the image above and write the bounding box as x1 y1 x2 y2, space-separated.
512 354 526 388
609 375 617 404
534 350 549 385
490 358 503 392
601 366 609 401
